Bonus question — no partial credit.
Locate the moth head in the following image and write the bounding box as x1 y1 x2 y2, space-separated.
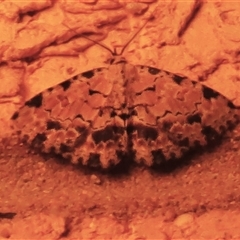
106 56 127 65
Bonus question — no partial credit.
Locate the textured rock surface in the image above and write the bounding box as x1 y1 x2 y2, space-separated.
1 0 240 239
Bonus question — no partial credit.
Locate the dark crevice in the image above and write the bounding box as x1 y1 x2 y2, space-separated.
178 1 202 37
18 10 38 23
22 56 38 64
0 212 16 219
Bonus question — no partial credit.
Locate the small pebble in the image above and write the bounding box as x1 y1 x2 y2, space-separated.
90 174 101 185
174 213 195 228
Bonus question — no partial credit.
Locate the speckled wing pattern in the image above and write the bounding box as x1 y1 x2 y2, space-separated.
11 61 240 168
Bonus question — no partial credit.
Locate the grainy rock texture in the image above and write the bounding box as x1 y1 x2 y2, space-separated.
1 0 240 239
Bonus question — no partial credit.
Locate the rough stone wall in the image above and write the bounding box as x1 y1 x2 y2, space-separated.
0 0 240 135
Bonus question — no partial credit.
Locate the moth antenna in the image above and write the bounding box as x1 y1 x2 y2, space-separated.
77 33 115 55
62 23 115 55
62 7 157 56
119 10 156 56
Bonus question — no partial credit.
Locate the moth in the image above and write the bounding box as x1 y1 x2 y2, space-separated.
11 12 240 169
